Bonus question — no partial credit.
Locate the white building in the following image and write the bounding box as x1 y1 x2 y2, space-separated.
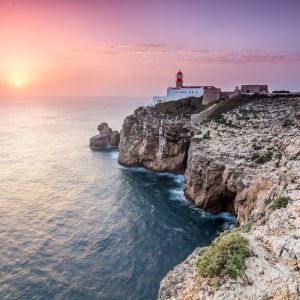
153 70 206 103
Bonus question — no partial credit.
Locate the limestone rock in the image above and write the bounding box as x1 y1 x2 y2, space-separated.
158 96 300 300
184 152 236 214
184 96 300 224
116 95 300 299
90 122 120 150
118 106 192 172
158 201 300 300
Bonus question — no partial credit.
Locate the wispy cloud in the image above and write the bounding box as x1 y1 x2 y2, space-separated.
66 42 300 64
182 49 300 64
67 43 170 57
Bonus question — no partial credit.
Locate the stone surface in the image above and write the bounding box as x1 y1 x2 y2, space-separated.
118 106 192 172
90 122 120 150
185 96 300 223
117 95 300 299
158 96 300 300
159 199 300 300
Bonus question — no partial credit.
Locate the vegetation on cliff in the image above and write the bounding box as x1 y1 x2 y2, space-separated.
153 96 207 116
270 196 291 210
158 95 300 299
196 231 250 279
251 150 273 164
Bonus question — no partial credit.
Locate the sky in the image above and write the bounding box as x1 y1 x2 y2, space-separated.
0 0 300 97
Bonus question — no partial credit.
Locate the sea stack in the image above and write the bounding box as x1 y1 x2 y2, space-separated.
90 122 120 150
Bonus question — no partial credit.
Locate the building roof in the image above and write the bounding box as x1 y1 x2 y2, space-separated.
169 86 218 90
169 86 201 89
241 84 268 87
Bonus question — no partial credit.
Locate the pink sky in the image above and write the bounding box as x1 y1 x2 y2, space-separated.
1 0 300 97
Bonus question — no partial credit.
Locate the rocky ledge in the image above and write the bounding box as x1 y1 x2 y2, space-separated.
185 96 300 221
159 96 300 300
118 105 193 172
117 95 300 299
90 122 120 150
118 97 212 172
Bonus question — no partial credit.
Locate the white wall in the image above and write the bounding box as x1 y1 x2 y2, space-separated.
153 96 167 103
166 87 204 101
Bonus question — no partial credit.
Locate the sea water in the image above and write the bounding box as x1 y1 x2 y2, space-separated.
0 97 235 300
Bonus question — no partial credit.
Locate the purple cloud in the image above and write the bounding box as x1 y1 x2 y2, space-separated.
67 43 300 64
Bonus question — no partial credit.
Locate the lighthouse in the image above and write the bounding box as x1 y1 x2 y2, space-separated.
153 70 218 103
176 70 183 88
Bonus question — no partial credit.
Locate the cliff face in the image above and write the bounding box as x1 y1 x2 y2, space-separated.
159 197 300 300
185 96 300 223
118 106 192 172
117 95 300 299
159 96 300 300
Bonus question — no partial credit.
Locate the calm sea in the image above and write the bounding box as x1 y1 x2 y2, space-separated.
0 97 235 300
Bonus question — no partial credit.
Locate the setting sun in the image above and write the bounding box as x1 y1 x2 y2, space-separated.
15 82 22 88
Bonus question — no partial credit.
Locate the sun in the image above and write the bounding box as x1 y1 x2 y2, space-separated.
15 82 22 88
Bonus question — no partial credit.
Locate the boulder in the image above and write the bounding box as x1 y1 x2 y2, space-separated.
90 122 120 150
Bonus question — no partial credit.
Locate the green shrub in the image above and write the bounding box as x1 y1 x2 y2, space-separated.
240 223 252 233
196 232 250 279
251 152 260 161
251 151 273 164
256 151 273 164
202 130 211 139
270 196 291 210
282 119 293 127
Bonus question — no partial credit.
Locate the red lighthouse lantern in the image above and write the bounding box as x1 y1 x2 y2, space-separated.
176 70 183 88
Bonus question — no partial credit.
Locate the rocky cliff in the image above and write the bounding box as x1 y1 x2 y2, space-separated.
118 95 300 299
185 96 300 222
118 104 193 172
159 95 300 300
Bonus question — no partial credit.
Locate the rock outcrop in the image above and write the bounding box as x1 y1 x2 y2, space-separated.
185 96 300 223
159 209 300 299
90 122 120 150
116 94 300 299
118 106 192 172
159 95 300 300
159 198 300 299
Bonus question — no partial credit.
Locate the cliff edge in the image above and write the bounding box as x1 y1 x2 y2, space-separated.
159 95 300 300
118 97 205 172
117 95 300 299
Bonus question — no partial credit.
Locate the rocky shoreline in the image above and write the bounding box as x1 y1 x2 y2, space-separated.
117 95 300 299
157 95 300 299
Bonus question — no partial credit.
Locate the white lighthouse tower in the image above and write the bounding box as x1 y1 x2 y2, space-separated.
153 70 215 103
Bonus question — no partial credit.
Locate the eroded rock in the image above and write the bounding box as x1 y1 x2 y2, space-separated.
184 96 300 224
90 122 120 150
159 96 300 300
118 106 192 172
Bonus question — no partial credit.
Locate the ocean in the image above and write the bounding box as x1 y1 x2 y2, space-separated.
0 97 235 300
